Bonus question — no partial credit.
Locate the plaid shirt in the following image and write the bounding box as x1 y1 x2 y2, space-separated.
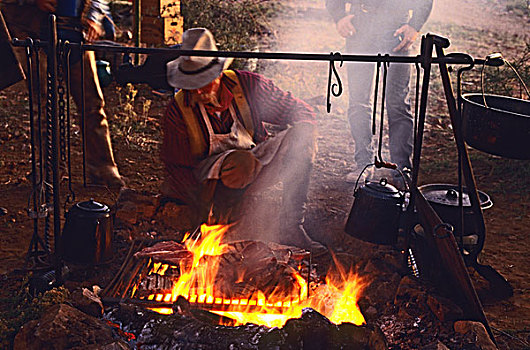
161 70 315 203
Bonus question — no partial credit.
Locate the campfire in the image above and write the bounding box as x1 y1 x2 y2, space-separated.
104 223 366 328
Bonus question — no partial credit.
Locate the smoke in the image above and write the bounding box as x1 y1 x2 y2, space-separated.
226 2 339 245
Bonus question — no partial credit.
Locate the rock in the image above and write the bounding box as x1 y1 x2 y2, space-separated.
454 320 497 350
155 201 195 231
70 286 104 317
83 341 131 349
363 305 378 321
394 276 426 304
331 322 388 350
115 201 139 228
282 308 334 348
14 303 117 350
115 188 160 228
426 294 464 322
435 340 450 350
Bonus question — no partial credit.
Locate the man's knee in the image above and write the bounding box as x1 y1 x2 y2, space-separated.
220 150 262 189
284 122 317 157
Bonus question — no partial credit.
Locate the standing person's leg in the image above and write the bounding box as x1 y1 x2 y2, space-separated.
386 61 413 170
346 60 375 173
69 50 124 187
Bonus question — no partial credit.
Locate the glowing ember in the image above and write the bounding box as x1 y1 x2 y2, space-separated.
142 224 366 328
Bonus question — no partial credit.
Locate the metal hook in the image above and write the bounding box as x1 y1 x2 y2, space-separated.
371 55 382 135
326 52 343 113
376 57 389 165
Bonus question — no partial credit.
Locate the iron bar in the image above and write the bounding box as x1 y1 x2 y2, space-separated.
377 59 389 164
24 38 49 266
46 15 63 283
435 40 495 345
64 43 75 204
80 40 86 187
11 38 501 66
410 35 434 193
371 56 381 136
456 59 475 256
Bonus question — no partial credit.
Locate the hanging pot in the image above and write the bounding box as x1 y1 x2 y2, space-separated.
61 199 113 265
345 176 405 245
462 93 530 160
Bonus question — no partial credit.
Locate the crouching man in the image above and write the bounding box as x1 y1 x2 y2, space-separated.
161 28 326 255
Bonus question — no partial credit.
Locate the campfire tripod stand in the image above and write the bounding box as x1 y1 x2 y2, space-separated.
13 17 500 341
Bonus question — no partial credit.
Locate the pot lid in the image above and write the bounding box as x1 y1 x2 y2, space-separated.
75 199 109 212
419 184 492 209
364 178 401 197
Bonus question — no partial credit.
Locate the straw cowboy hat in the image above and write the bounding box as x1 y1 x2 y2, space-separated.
167 28 233 90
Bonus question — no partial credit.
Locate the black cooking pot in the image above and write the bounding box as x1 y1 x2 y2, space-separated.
419 184 492 260
61 199 113 265
345 177 405 245
462 93 530 160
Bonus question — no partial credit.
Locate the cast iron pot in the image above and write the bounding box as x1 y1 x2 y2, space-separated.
462 93 530 160
345 177 404 245
419 184 492 260
61 199 113 265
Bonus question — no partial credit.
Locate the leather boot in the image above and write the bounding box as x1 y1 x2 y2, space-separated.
70 51 124 188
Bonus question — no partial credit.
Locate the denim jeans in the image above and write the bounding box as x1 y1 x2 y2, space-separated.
345 26 414 170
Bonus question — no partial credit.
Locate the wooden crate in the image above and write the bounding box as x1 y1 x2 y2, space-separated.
137 0 182 46
141 0 180 17
140 15 183 46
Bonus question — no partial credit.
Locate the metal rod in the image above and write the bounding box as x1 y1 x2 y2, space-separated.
80 42 86 187
25 40 39 244
47 15 62 283
410 35 434 193
34 44 44 200
134 0 141 65
435 40 495 345
371 57 381 135
377 60 389 164
65 45 75 203
456 62 475 255
12 37 497 67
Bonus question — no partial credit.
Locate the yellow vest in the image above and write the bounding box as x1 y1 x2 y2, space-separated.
174 70 254 156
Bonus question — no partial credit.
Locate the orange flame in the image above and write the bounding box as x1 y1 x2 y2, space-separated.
144 224 366 328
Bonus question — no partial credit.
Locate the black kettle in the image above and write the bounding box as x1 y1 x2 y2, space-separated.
61 199 113 265
345 176 405 245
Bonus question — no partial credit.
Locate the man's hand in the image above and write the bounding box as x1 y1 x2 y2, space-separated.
392 24 419 52
336 14 356 38
36 0 56 12
220 150 261 189
84 19 103 43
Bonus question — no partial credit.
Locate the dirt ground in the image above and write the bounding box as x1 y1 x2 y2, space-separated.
0 0 529 348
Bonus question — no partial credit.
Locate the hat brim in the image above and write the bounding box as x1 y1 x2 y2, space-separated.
166 57 233 90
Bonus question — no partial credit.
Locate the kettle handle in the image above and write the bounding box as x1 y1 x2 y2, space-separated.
354 163 410 192
353 163 374 192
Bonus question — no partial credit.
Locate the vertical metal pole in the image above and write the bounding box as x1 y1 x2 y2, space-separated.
25 41 39 244
35 44 45 188
81 44 87 187
65 46 75 202
134 0 141 65
48 15 62 282
409 35 434 201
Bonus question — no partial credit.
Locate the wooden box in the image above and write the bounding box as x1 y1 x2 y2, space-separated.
140 15 183 46
137 0 182 46
141 0 180 17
